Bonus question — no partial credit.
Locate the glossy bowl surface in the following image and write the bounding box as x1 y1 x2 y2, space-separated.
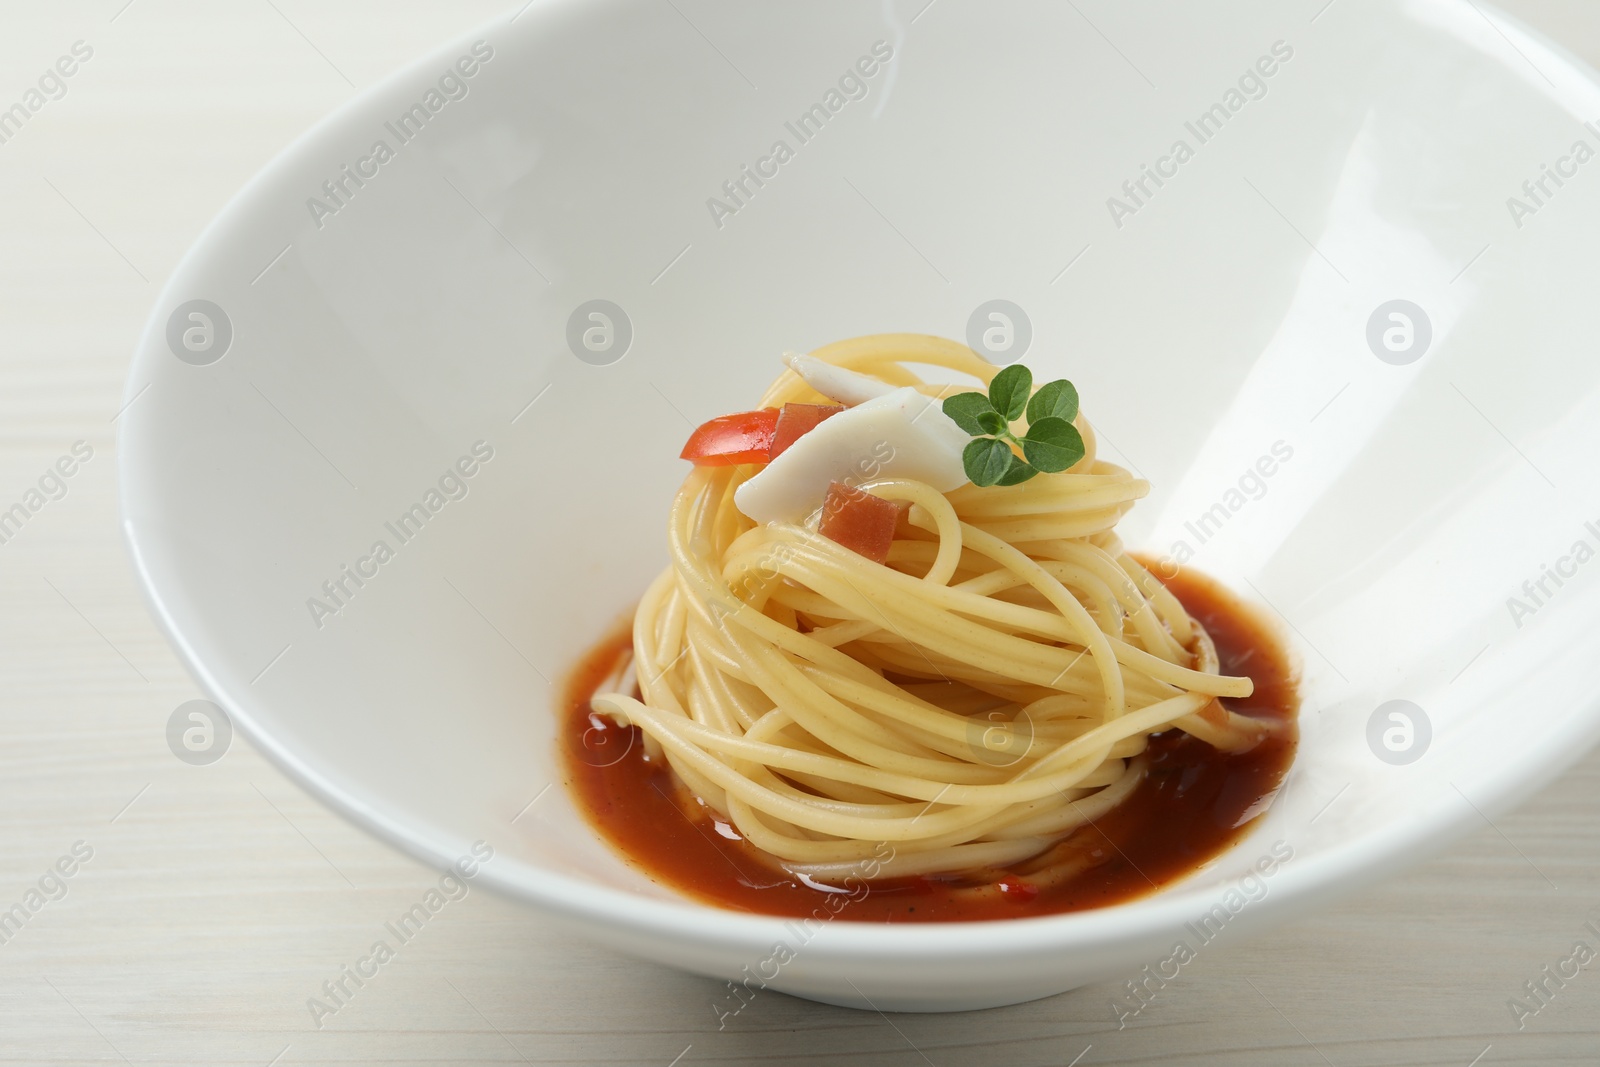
121 0 1600 1010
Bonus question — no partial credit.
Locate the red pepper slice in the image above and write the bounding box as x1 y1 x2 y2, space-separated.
679 408 780 466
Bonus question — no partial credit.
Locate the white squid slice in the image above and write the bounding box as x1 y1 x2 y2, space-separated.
781 351 898 406
735 386 970 525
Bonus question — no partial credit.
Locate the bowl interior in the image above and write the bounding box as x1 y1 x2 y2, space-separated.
122 0 1600 953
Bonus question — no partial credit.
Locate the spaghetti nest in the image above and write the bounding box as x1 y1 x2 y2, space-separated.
593 334 1270 882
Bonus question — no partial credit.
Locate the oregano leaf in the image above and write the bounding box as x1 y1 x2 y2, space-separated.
987 364 1032 422
1020 417 1085 473
962 437 1015 487
1026 379 1079 425
975 410 1009 436
995 454 1039 485
942 391 996 436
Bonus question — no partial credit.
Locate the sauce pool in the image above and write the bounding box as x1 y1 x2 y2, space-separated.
559 565 1299 922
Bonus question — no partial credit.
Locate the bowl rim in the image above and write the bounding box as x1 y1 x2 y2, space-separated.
118 0 1600 959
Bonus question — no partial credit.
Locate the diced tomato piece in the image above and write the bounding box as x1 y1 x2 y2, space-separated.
679 408 780 466
819 482 905 564
769 402 845 459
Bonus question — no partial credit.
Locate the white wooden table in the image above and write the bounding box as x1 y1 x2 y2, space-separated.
2 2 1597 1063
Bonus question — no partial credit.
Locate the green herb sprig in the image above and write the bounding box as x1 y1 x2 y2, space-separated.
942 364 1085 487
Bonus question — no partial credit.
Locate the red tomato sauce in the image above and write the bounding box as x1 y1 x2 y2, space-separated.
559 565 1299 922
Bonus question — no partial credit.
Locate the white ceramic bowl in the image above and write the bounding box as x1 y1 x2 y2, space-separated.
121 0 1600 1011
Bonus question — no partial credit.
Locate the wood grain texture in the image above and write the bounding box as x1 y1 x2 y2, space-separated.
0 2 1596 1064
